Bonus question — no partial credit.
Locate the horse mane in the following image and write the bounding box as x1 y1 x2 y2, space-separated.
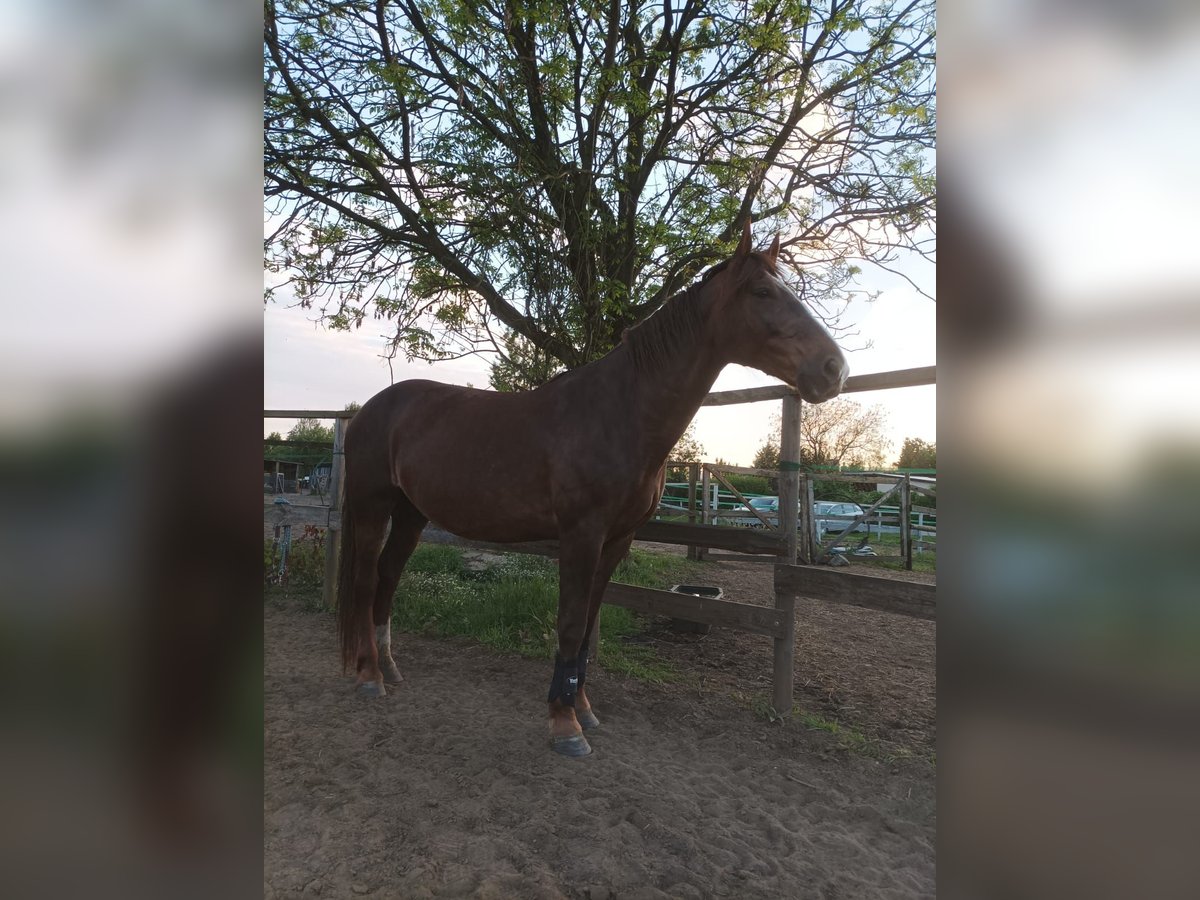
621 258 734 374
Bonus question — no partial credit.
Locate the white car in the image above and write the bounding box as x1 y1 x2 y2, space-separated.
814 501 868 536
741 497 867 534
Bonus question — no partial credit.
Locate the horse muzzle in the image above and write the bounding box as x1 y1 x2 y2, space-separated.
796 355 849 403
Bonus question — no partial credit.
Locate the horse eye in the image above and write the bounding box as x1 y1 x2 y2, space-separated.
753 286 770 297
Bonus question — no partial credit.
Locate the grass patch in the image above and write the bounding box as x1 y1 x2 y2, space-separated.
387 545 695 682
795 710 872 754
264 540 703 685
611 547 703 589
404 542 470 577
747 695 926 761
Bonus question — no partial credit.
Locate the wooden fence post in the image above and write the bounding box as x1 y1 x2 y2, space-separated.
772 591 796 715
801 474 815 564
772 392 802 715
901 473 912 571
686 463 698 524
322 416 347 611
697 464 711 561
685 463 700 561
779 394 802 566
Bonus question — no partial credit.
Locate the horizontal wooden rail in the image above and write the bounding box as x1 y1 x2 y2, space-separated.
774 564 936 620
264 502 789 558
266 501 934 544
663 472 935 487
700 365 935 406
264 438 335 446
843 366 936 393
602 583 786 638
264 409 358 419
634 520 784 554
264 501 335 529
423 520 785 557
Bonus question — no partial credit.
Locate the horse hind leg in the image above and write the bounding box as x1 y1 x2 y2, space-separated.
345 496 393 697
372 497 427 685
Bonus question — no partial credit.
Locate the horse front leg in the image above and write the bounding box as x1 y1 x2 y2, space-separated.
547 527 604 758
575 532 637 732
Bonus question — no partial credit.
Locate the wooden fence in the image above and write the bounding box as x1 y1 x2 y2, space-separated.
655 462 935 568
264 364 935 713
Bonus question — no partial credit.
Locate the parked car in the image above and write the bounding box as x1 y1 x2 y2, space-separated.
738 496 779 527
739 497 869 535
814 501 868 536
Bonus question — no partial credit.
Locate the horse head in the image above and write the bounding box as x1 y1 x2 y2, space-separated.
708 220 849 403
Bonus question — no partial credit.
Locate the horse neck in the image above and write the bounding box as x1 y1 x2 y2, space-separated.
610 300 728 466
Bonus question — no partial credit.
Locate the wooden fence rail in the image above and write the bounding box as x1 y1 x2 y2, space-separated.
775 564 936 621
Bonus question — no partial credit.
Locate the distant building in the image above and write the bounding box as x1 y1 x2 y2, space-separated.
264 457 305 494
853 469 936 496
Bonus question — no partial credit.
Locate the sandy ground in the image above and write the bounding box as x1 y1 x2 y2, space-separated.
629 544 936 755
265 550 936 898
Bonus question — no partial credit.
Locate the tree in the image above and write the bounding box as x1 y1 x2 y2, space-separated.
666 422 704 483
264 430 288 463
288 417 334 445
263 417 334 466
752 439 781 472
757 400 889 471
488 330 564 392
669 422 705 463
751 438 781 491
265 0 936 385
800 398 889 469
896 436 935 469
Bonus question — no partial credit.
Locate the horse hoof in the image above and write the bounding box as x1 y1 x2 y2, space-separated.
381 665 404 685
355 680 386 698
550 734 592 758
577 709 600 731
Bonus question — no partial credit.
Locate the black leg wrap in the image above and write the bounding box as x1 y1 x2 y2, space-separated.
577 652 589 689
547 656 580 707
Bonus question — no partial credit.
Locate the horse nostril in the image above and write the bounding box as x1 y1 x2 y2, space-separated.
823 355 847 382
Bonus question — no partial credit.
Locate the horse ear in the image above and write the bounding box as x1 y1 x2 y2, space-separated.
767 234 781 269
736 218 753 258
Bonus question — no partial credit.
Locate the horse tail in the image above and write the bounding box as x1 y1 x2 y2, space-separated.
336 488 360 673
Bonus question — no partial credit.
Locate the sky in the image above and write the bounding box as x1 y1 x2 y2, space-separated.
264 252 936 467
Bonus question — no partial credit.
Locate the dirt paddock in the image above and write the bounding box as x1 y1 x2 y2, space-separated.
265 549 935 899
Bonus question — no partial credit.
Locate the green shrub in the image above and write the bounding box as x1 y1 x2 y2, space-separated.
723 473 771 496
264 525 327 590
813 482 883 506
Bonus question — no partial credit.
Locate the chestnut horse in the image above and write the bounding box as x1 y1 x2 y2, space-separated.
337 222 848 756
